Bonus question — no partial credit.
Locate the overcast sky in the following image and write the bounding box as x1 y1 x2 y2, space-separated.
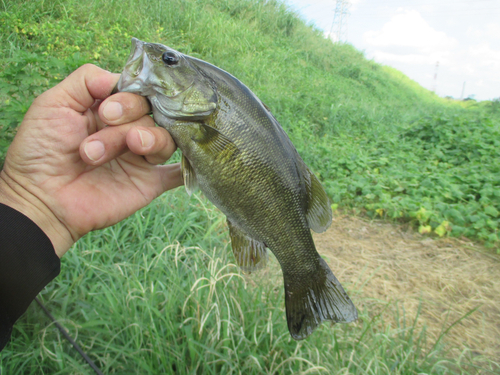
285 0 500 101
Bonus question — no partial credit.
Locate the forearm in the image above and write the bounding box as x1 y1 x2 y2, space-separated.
0 202 60 351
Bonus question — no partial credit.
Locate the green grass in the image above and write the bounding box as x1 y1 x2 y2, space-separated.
2 192 496 374
1 0 499 373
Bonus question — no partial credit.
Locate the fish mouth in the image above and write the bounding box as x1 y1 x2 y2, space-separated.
115 73 153 97
116 76 147 94
114 38 154 96
126 37 146 66
115 39 202 101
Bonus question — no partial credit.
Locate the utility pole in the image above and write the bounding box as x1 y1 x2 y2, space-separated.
329 0 351 43
432 61 439 93
460 81 466 100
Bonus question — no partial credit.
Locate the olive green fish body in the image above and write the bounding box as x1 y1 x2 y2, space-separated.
116 38 357 339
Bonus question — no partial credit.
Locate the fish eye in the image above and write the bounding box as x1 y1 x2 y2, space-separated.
162 51 179 66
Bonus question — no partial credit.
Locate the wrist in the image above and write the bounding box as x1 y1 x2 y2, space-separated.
0 170 74 258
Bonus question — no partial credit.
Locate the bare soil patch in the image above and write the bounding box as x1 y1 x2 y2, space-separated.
314 214 500 362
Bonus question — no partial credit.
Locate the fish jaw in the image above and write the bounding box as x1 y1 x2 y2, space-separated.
115 38 156 97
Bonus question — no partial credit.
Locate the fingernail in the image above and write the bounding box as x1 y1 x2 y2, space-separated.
102 101 123 121
84 140 105 162
137 129 154 148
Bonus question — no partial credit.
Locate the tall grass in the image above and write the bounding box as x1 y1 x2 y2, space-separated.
2 191 495 374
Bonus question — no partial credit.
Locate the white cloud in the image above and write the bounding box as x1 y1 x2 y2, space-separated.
447 43 500 79
363 10 457 53
360 9 463 96
469 43 500 68
350 0 362 11
371 51 443 65
467 23 500 39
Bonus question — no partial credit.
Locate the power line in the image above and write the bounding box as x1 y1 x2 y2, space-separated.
353 6 500 17
291 3 499 25
351 0 498 8
353 10 500 18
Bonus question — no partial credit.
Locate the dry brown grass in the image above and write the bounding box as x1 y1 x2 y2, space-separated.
314 214 500 362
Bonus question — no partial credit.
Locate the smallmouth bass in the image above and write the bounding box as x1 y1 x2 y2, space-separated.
115 38 357 339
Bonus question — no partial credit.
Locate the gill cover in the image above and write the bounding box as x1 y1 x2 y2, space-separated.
116 38 217 119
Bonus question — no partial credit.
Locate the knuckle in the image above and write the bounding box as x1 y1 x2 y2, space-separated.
120 94 150 118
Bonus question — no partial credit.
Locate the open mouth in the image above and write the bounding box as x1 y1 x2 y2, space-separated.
116 75 146 93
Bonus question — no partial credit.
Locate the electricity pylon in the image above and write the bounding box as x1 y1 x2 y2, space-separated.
329 0 351 43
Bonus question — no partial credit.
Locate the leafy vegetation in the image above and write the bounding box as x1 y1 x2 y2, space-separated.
0 0 499 373
305 111 500 245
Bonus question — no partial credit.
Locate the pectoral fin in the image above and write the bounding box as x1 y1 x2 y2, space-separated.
191 124 239 158
227 220 267 273
181 154 198 196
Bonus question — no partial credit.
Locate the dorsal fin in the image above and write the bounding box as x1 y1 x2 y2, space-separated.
293 154 333 233
304 170 333 233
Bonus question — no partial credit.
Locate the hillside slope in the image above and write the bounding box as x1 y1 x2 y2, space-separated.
1 0 498 246
0 0 446 159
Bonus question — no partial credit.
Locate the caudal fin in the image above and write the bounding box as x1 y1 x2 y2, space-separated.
284 257 357 340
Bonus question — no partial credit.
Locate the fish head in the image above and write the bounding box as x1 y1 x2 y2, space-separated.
116 38 217 121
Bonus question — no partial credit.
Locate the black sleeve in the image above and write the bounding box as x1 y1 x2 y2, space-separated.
0 203 61 352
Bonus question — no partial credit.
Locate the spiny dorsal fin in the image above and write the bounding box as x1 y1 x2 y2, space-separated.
181 154 198 196
227 220 267 273
262 109 332 232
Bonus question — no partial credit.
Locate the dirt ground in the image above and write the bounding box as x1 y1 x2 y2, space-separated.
313 214 500 362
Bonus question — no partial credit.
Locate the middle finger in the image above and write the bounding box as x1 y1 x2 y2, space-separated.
80 115 155 165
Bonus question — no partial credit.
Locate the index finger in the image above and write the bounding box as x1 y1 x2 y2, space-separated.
98 92 152 126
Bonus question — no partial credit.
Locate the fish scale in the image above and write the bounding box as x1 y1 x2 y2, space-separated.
115 37 358 339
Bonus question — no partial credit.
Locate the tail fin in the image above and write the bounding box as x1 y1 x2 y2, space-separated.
284 258 357 340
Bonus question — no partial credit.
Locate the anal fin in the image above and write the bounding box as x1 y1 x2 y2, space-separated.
227 220 267 273
285 257 357 340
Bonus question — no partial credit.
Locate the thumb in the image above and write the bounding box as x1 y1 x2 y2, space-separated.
36 64 120 114
158 163 184 195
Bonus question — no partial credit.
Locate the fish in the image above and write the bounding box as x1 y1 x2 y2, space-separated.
114 38 357 339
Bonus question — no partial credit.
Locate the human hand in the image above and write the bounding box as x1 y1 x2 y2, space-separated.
0 64 183 257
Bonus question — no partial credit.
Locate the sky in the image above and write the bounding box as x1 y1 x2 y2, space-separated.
285 0 500 101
